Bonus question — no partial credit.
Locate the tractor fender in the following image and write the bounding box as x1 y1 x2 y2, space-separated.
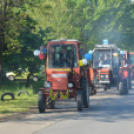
119 67 129 80
87 68 93 87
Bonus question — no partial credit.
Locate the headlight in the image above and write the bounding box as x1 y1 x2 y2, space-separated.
100 75 104 78
68 83 73 88
105 74 108 78
44 81 51 88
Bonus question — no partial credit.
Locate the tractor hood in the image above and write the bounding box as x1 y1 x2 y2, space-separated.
99 68 111 73
47 71 69 90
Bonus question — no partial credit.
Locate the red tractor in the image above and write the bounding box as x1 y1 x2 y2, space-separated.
91 44 131 95
34 38 93 113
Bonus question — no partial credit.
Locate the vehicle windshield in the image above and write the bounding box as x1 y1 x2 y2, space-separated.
48 44 78 68
93 51 119 68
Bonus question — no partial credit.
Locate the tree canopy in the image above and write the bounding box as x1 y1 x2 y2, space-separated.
0 0 134 88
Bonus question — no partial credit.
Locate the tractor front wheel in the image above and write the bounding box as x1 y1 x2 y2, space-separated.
38 91 46 113
119 81 128 95
104 87 107 91
77 90 83 111
91 87 97 95
46 97 55 109
81 78 89 108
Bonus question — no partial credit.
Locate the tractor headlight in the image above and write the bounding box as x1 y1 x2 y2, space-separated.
100 75 104 78
105 74 108 78
68 83 73 88
44 81 51 88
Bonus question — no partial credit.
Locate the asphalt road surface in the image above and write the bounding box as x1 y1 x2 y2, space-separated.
0 84 134 134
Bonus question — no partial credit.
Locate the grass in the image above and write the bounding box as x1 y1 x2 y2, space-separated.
0 80 43 115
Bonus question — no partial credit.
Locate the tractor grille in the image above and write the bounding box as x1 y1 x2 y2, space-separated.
100 74 109 81
51 72 68 90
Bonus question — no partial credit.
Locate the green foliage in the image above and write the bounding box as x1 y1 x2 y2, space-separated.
1 0 134 75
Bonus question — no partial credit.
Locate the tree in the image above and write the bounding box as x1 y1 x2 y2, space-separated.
0 0 7 89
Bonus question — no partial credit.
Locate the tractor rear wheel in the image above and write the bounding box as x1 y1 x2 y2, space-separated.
119 81 128 95
38 91 46 113
104 87 107 91
90 86 97 95
77 90 83 111
81 78 89 108
92 87 97 95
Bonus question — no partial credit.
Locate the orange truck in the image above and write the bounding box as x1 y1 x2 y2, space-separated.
34 38 94 113
90 44 132 94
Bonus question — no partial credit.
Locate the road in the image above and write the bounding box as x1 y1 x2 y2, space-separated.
0 85 134 134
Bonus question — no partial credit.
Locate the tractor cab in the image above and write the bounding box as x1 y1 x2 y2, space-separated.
46 40 80 91
92 44 121 90
91 44 131 94
93 44 120 70
33 38 92 113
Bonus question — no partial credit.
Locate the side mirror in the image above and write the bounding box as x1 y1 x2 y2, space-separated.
84 53 92 60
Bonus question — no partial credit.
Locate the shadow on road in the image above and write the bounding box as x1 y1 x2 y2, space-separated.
21 88 134 123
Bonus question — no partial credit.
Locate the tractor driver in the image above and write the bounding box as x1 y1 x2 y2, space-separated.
59 46 72 67
94 54 103 67
102 53 111 65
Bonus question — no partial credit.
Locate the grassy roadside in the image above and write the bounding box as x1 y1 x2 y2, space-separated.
0 80 43 115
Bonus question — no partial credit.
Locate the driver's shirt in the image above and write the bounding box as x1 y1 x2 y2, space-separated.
103 59 111 64
63 53 67 66
63 54 67 59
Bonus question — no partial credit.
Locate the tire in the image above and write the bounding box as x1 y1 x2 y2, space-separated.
127 77 132 90
1 92 15 101
80 78 89 108
91 87 97 95
104 87 107 91
89 87 92 96
38 91 46 113
17 90 28 96
46 97 55 109
119 80 128 95
92 88 97 95
33 76 39 81
77 90 83 111
7 75 15 81
127 68 132 89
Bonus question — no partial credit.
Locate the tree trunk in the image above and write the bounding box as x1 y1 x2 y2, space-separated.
25 73 33 87
0 0 7 89
0 33 4 89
